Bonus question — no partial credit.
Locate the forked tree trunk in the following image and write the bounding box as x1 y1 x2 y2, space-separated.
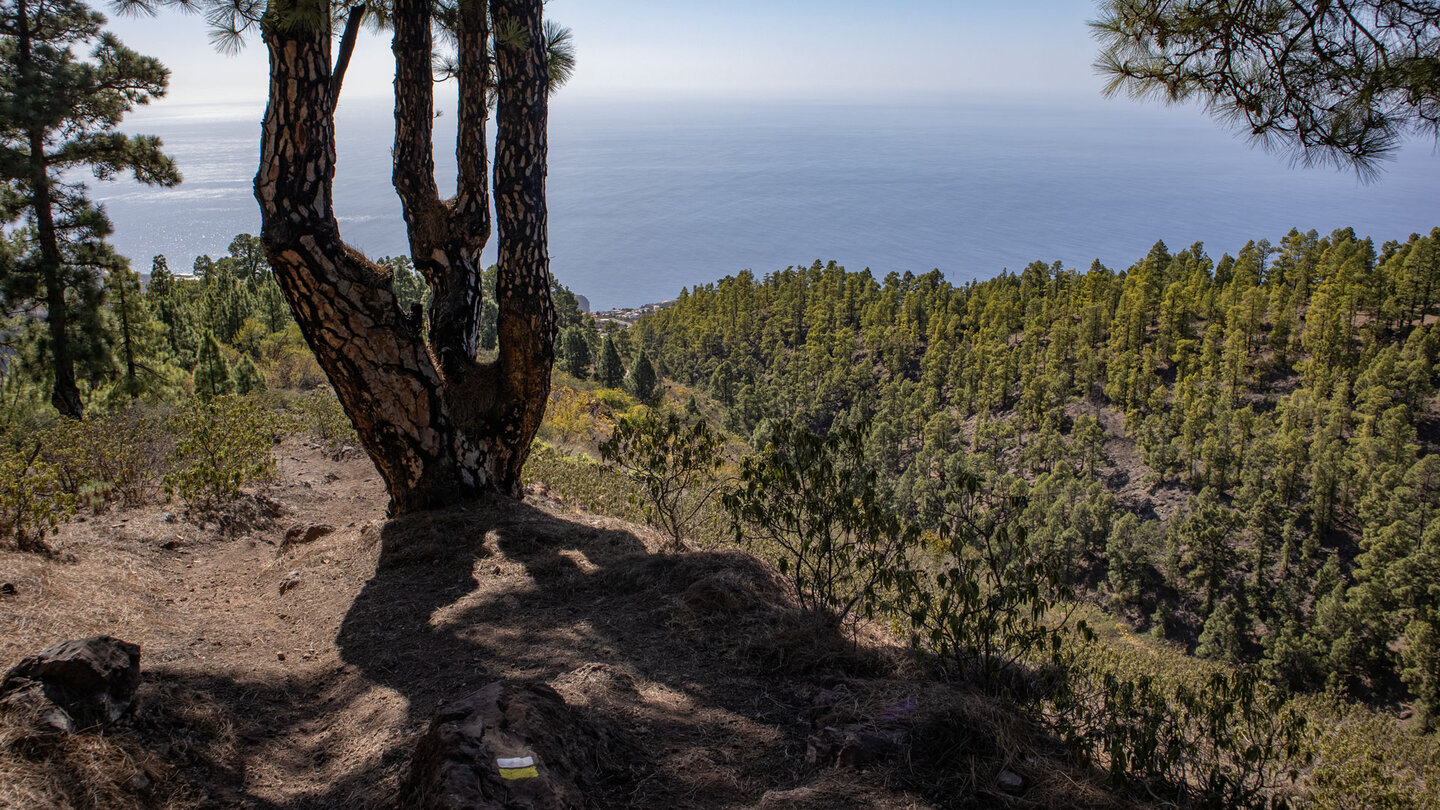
254 0 555 515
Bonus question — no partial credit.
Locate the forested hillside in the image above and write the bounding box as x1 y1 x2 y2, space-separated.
635 227 1440 722
0 234 591 419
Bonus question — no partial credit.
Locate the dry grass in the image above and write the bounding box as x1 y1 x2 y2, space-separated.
0 681 240 810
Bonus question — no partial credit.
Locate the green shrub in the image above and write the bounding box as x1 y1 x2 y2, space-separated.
541 386 613 450
292 388 357 451
525 441 647 524
893 474 1080 691
593 388 635 412
600 409 724 550
0 442 75 552
39 408 172 509
1304 701 1440 810
1051 645 1309 809
164 396 285 507
723 419 912 625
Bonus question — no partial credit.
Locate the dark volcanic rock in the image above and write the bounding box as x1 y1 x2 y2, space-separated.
278 570 303 594
805 691 916 768
806 724 909 767
401 679 624 810
283 523 336 551
0 635 141 733
997 769 1025 793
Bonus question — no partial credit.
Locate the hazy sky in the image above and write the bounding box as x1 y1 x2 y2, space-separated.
102 0 1106 107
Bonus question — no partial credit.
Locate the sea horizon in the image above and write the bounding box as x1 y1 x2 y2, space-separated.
95 93 1440 310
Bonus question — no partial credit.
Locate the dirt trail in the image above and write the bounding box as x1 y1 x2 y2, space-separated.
1 439 1126 810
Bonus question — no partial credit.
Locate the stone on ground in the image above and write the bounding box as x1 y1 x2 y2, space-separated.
401 679 624 810
0 635 141 733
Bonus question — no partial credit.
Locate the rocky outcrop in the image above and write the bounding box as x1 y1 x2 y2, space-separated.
400 679 624 810
0 635 141 733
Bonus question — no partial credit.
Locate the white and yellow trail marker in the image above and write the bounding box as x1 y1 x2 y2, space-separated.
497 755 539 780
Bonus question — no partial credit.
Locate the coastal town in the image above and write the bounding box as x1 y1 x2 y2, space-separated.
592 299 675 327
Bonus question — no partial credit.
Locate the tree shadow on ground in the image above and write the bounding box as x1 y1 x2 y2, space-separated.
319 495 897 808
100 496 1127 810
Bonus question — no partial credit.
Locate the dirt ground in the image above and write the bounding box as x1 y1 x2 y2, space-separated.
0 439 1130 810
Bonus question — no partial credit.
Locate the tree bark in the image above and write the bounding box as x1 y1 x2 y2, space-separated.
491 0 556 476
115 269 138 400
329 4 366 111
15 0 83 419
254 0 554 515
32 128 83 419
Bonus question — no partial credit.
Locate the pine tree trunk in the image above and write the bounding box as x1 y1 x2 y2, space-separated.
254 0 554 515
15 0 82 420
115 270 138 399
33 149 83 419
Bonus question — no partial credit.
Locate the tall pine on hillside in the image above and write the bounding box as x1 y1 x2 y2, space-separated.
559 325 590 379
597 335 625 388
628 349 658 403
0 0 179 417
147 256 199 366
192 331 231 401
105 259 174 403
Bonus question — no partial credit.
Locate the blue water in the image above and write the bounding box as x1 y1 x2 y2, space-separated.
94 95 1440 310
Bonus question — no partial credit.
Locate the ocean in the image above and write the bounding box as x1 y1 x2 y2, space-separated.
95 95 1440 311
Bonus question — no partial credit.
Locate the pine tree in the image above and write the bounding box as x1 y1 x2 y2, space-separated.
628 349 658 403
147 255 198 365
221 233 266 283
597 334 625 388
1105 512 1159 610
1095 1 1440 173
192 331 231 401
253 274 291 334
559 325 590 379
1399 230 1440 324
1197 593 1248 662
233 355 265 395
200 258 251 344
0 0 179 417
1176 487 1240 618
104 259 173 403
